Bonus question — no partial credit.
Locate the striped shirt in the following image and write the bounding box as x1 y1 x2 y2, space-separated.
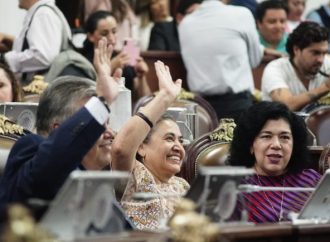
238 169 321 223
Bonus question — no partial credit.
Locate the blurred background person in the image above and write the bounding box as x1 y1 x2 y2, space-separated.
136 0 173 51
229 101 321 223
179 0 263 121
84 0 138 51
306 0 330 28
0 0 71 85
81 10 150 101
256 0 289 54
0 63 22 102
284 0 306 33
148 0 202 51
261 22 330 111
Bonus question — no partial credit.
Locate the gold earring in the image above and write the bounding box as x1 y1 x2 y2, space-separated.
141 155 146 163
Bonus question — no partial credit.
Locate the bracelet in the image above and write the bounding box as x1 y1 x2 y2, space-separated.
135 112 153 128
98 96 110 113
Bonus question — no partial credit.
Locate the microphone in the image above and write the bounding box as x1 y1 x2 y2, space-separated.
238 184 315 193
295 112 318 146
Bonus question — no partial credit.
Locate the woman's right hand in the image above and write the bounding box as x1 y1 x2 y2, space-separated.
94 37 122 104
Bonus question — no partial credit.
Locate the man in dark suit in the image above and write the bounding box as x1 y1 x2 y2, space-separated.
0 38 120 213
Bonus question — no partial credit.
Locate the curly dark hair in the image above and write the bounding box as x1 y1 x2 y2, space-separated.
255 0 288 23
286 21 329 58
228 101 311 174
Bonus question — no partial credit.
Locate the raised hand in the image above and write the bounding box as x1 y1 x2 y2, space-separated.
93 37 121 104
154 60 182 101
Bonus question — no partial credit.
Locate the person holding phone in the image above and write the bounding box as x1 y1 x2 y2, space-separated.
81 10 151 102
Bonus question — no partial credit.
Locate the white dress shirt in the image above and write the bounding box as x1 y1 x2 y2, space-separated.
5 0 71 78
179 0 263 95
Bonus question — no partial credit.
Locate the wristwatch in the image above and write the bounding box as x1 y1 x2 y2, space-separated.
98 96 111 113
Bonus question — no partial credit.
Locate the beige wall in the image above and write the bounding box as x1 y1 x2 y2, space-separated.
0 1 25 37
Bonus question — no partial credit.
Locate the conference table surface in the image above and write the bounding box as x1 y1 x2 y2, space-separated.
74 222 330 242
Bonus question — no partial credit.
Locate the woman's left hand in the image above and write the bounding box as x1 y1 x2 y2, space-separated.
155 60 182 101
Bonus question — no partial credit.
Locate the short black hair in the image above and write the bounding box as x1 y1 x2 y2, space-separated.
286 21 329 58
255 0 288 22
83 10 114 34
228 101 311 174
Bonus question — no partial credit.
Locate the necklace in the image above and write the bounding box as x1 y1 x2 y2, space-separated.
256 174 285 222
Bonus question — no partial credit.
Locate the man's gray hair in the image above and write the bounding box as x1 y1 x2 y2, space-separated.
36 76 96 135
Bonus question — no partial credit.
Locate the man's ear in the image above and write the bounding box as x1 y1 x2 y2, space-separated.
52 122 60 131
293 45 300 56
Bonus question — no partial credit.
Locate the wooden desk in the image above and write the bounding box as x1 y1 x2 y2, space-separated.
220 223 292 242
294 223 330 242
75 231 167 242
71 223 330 242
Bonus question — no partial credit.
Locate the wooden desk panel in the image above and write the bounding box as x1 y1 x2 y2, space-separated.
72 223 330 242
141 51 187 92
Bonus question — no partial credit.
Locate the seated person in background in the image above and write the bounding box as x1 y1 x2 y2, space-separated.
112 61 190 230
262 22 330 111
306 1 330 52
0 38 118 214
283 0 306 33
82 11 150 101
84 0 138 52
229 101 321 223
256 0 288 54
0 0 72 85
0 63 22 102
137 0 174 51
306 1 330 27
148 0 202 51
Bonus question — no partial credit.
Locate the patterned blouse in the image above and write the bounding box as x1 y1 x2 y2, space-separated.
238 169 321 223
121 161 190 230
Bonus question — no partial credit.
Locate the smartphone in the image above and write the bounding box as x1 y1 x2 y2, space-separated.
122 39 140 66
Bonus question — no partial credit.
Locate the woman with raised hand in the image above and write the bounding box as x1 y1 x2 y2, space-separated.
111 60 189 230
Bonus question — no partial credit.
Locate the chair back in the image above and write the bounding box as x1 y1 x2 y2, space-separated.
305 105 330 146
319 143 330 175
178 119 235 184
133 90 218 140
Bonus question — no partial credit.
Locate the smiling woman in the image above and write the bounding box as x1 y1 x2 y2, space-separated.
228 101 321 223
111 61 189 230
